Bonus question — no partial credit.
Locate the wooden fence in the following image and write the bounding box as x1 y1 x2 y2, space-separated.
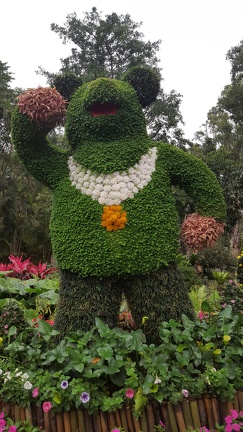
1 392 243 432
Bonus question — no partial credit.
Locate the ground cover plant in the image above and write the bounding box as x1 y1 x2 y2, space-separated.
0 252 243 431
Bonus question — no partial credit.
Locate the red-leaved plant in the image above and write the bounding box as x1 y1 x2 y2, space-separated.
0 255 57 280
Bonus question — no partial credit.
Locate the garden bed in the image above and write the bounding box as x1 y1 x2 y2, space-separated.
2 392 243 432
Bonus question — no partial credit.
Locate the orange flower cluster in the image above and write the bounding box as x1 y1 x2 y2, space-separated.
101 205 127 231
17 87 67 130
181 213 225 252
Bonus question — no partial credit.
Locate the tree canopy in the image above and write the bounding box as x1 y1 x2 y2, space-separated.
43 7 161 80
191 40 243 252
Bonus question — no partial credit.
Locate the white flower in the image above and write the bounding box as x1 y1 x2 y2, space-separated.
86 189 93 196
68 147 158 206
154 376 162 384
104 185 112 192
16 372 22 377
98 197 107 205
0 369 3 375
205 376 211 385
24 381 33 390
83 174 90 181
22 373 29 380
4 371 11 381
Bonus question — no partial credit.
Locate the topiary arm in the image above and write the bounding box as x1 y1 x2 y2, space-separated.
11 87 69 190
159 143 226 221
158 143 226 251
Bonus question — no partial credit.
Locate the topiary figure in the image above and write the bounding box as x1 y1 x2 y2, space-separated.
11 67 226 344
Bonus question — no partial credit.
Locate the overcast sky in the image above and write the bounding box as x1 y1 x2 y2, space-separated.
2 0 243 140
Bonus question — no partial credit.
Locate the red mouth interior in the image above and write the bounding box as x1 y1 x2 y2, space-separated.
91 102 118 117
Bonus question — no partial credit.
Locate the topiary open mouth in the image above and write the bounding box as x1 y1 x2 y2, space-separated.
90 102 118 117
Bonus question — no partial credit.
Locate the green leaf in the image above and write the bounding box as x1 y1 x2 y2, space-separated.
176 344 187 352
53 393 62 404
220 305 232 319
97 344 113 359
8 326 17 337
134 388 147 413
201 300 213 313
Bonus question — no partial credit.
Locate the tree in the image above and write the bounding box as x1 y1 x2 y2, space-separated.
226 39 243 82
0 61 52 262
0 61 14 156
38 7 186 146
41 7 161 80
190 40 243 255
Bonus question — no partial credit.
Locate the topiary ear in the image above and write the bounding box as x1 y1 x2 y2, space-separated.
122 66 160 108
51 72 83 102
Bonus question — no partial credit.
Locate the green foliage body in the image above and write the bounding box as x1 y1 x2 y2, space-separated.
11 72 226 343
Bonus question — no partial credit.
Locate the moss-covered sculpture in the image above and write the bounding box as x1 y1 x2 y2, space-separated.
11 67 226 344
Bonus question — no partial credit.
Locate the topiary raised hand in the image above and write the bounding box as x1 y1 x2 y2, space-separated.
11 67 226 344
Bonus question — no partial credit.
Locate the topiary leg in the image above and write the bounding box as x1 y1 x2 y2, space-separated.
123 264 195 345
54 270 123 338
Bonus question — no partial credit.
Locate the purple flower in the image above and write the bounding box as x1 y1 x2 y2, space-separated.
61 380 69 389
80 392 90 403
182 389 189 398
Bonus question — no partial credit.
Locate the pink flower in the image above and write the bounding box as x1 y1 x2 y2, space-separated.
0 418 6 429
42 401 52 412
222 303 228 308
225 415 233 424
231 410 239 419
111 429 121 432
32 387 39 398
232 424 240 431
125 388 135 399
9 426 17 432
198 310 204 320
225 424 233 432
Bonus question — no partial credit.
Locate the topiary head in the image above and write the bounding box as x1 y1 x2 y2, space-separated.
64 66 160 148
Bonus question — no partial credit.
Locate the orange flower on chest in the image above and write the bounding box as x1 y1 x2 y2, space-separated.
101 205 127 231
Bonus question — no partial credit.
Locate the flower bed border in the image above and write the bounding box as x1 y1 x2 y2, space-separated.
1 392 243 432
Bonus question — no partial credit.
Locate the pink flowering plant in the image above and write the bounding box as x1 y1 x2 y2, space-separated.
184 410 243 431
0 410 41 431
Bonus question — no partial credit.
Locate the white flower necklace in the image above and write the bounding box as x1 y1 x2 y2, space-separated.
68 146 157 206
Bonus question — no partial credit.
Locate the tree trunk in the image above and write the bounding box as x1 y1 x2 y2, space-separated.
230 216 242 257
